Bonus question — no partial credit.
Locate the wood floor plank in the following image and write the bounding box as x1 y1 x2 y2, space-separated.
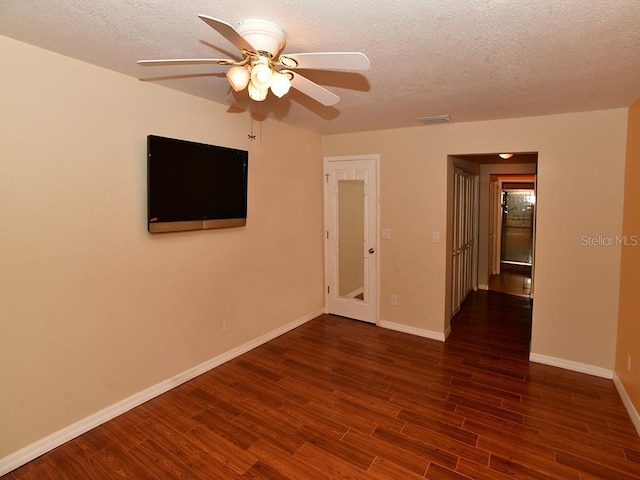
90 442 156 479
554 449 640 480
396 408 477 445
128 438 204 480
192 408 260 450
292 442 373 480
489 454 574 480
455 457 521 480
183 425 257 475
425 462 471 479
400 421 490 466
6 290 640 480
341 428 430 475
368 457 427 479
296 424 376 470
248 439 330 480
371 426 460 470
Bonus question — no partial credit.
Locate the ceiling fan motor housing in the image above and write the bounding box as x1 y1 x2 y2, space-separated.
236 18 286 57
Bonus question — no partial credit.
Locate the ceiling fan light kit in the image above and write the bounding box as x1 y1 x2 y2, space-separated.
226 65 251 91
270 71 293 97
138 15 370 106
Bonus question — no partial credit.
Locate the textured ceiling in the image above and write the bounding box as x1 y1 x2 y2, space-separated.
1 0 639 135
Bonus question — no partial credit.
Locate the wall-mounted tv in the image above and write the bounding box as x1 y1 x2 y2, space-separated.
147 135 248 233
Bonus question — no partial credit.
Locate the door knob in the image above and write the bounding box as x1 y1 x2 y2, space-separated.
369 248 375 254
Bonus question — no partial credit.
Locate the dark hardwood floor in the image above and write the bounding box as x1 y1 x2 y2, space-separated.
5 291 640 479
488 263 532 297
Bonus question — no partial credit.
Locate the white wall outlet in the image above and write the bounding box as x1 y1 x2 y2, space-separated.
223 318 231 332
628 353 632 372
390 294 397 306
382 228 392 239
432 231 440 243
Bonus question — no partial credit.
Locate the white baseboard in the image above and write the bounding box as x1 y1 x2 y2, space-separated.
379 320 445 342
613 373 640 437
0 308 324 476
529 352 613 379
478 284 489 291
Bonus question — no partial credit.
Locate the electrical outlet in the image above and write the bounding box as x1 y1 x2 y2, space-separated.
390 294 397 306
223 318 231 332
628 354 632 372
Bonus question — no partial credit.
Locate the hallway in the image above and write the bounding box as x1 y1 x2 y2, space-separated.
449 290 532 359
445 291 640 478
488 264 532 298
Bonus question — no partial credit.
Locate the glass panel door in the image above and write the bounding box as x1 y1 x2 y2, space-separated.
501 190 535 265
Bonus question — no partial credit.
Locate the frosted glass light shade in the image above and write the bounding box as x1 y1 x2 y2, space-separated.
226 66 250 92
270 72 291 98
248 81 268 101
250 63 273 90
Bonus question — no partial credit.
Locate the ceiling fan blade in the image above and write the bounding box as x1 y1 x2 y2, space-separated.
280 52 370 71
137 58 235 66
198 15 255 53
288 71 340 106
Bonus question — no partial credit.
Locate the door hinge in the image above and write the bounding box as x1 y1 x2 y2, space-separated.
327 285 330 294
325 173 330 183
326 230 329 239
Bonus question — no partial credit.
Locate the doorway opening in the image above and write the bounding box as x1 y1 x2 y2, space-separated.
447 152 538 349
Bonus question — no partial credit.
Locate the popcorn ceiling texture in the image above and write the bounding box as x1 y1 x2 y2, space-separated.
1 0 639 134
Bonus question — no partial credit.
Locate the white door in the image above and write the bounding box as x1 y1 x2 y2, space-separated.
324 155 378 323
451 167 476 316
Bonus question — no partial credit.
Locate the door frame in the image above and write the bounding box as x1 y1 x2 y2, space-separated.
323 154 380 324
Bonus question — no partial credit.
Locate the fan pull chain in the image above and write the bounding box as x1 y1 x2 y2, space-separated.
248 115 256 141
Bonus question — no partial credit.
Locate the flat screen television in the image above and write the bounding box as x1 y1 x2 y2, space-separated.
147 135 248 233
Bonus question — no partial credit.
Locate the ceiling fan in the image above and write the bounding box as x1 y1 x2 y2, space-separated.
138 15 370 106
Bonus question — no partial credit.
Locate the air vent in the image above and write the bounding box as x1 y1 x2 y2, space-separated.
418 115 450 125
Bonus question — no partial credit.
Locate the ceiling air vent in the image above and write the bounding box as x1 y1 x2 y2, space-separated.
418 115 450 125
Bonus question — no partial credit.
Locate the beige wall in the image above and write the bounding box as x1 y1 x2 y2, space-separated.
0 36 324 458
323 109 627 369
616 97 640 411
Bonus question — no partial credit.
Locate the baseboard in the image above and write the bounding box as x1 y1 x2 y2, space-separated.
529 352 613 379
0 308 324 476
379 320 445 342
478 284 489 290
444 323 452 340
613 373 640 437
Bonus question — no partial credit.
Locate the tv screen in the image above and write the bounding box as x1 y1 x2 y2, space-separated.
147 135 248 233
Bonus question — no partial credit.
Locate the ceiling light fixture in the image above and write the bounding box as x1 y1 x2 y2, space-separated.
499 153 514 159
138 16 371 107
225 51 293 102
